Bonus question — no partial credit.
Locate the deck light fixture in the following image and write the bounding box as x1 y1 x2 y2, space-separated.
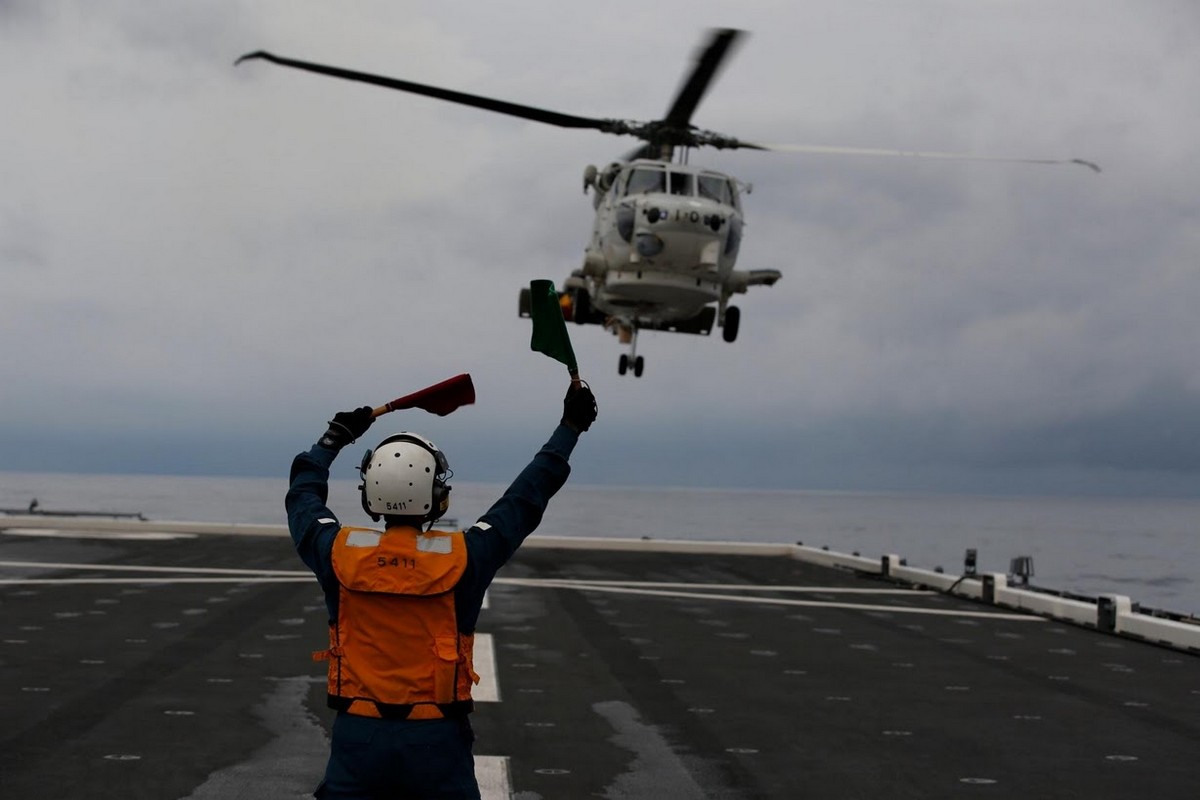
1009 555 1035 586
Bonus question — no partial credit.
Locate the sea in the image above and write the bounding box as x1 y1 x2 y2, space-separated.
2 470 1198 617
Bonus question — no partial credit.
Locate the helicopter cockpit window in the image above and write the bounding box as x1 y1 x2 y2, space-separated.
668 172 693 196
626 167 665 195
698 174 732 205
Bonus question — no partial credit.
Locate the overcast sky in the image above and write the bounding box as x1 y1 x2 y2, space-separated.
2 0 1198 496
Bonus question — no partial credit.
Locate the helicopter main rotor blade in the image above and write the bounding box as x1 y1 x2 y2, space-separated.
754 142 1101 172
236 50 621 132
662 28 744 128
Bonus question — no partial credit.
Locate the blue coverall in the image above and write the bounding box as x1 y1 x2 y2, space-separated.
285 423 579 799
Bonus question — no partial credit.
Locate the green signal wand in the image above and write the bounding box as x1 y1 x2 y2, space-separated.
528 279 581 388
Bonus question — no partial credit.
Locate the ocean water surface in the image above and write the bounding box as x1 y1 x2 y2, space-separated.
1 471 1197 616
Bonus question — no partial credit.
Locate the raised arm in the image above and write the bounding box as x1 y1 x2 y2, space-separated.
285 407 375 587
457 384 597 624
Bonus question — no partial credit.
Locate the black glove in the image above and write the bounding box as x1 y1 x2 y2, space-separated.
319 406 375 450
561 384 597 433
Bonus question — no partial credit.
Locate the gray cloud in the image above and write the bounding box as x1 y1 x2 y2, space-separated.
2 1 1198 496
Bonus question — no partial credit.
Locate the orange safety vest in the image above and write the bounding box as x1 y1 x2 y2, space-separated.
313 526 479 720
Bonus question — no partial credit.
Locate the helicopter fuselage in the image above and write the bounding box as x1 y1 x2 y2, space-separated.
578 159 745 325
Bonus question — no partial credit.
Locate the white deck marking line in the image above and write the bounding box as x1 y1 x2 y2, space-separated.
1 529 195 541
0 560 309 576
1 564 923 593
473 633 500 702
497 579 1044 621
496 577 931 594
475 755 512 800
0 577 314 586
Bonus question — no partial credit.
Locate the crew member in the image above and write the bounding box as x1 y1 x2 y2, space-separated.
286 383 597 799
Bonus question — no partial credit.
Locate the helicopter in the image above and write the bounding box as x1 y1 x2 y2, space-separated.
237 29 1098 378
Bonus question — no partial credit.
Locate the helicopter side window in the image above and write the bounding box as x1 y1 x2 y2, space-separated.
698 175 731 205
626 167 665 195
668 172 693 196
611 169 628 197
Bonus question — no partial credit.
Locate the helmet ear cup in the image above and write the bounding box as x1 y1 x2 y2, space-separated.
430 480 451 522
355 448 374 522
357 448 380 521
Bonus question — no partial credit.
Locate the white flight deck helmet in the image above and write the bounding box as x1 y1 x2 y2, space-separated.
358 432 452 524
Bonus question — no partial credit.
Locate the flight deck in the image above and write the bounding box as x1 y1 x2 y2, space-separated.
1 519 1197 799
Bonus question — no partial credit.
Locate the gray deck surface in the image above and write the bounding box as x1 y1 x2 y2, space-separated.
1 528 1197 799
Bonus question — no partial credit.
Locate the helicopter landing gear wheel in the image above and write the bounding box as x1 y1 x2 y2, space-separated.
618 325 643 376
722 305 741 343
618 353 645 377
